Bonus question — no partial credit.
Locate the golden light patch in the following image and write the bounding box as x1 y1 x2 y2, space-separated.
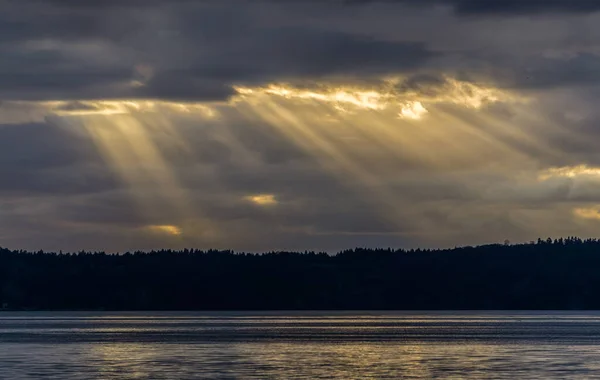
538 165 600 180
146 225 183 236
399 101 428 119
574 207 600 220
245 194 278 206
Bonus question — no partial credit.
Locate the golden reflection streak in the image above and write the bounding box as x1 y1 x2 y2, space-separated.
235 341 433 379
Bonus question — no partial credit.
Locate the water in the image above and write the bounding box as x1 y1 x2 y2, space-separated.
2 311 600 379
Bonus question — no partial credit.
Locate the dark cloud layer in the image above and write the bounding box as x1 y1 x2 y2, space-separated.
0 122 118 196
3 0 600 101
347 0 600 14
37 0 600 14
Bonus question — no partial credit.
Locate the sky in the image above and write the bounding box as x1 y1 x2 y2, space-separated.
3 0 600 252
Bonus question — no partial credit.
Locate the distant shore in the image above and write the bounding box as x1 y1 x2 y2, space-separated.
1 238 599 310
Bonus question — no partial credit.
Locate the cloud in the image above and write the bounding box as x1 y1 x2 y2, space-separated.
0 122 119 196
32 0 600 14
4 0 600 103
444 0 600 14
0 1 436 102
345 0 600 14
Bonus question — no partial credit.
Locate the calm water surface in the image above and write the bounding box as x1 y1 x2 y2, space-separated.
2 311 600 379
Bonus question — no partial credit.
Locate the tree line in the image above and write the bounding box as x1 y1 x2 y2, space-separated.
1 237 600 310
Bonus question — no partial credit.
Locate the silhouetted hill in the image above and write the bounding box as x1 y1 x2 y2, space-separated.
2 237 600 310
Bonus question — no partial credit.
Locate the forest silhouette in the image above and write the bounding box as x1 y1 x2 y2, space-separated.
2 237 600 310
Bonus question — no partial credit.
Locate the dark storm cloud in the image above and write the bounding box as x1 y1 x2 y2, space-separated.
3 0 600 102
0 122 95 170
140 29 435 98
445 52 600 91
395 73 449 96
0 122 119 195
0 0 436 101
132 75 237 101
36 0 180 7
30 0 600 13
241 29 433 79
454 0 600 14
176 28 435 83
516 54 600 88
345 0 600 14
4 33 432 100
0 2 143 43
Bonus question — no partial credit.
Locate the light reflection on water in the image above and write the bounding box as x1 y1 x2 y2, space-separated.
2 311 600 379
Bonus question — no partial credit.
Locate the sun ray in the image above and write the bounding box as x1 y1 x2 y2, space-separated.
71 112 217 243
444 106 559 163
227 78 541 236
237 95 416 230
39 76 535 243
